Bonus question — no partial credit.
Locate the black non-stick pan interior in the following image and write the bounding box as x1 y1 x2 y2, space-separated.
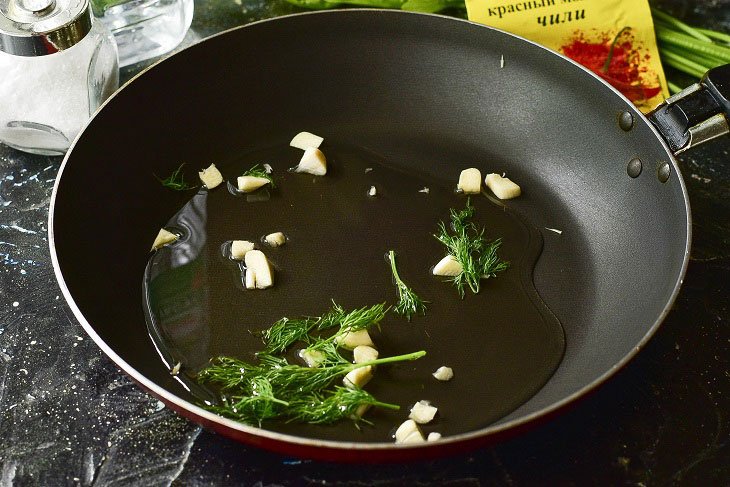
51 10 689 449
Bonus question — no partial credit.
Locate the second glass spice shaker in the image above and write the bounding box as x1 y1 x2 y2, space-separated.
90 0 193 67
0 0 119 155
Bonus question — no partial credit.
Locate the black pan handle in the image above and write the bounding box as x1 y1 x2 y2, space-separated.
648 64 730 155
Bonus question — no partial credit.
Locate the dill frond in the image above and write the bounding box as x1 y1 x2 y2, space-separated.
155 163 197 191
434 198 509 297
197 350 425 426
388 250 428 320
241 164 275 187
285 386 399 425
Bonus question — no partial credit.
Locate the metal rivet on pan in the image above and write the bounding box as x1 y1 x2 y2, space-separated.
619 111 634 131
627 158 642 178
658 162 671 183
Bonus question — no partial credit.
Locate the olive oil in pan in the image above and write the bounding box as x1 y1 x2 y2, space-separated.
143 142 565 442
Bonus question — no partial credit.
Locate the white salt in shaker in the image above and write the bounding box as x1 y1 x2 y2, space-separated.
0 0 119 155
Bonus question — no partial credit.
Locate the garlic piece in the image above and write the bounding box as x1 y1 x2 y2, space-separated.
485 173 521 199
353 403 371 418
457 168 482 194
432 366 454 381
432 255 462 277
401 431 427 444
300 349 325 368
394 419 424 444
418 187 430 194
198 163 223 189
290 131 323 150
409 400 438 424
230 240 255 259
244 250 274 289
368 186 377 197
427 432 442 442
237 175 270 193
353 345 378 364
343 365 373 389
151 229 178 251
335 329 374 349
263 163 273 174
295 147 327 176
265 232 286 247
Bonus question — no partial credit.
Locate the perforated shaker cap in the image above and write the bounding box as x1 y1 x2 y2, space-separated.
0 0 92 56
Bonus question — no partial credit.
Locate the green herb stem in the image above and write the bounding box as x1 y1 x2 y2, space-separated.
659 47 711 78
155 163 197 191
666 80 683 95
695 27 730 45
656 26 730 63
388 250 428 320
651 8 713 43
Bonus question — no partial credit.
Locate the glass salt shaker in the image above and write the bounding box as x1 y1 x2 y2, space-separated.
0 0 119 155
90 0 193 67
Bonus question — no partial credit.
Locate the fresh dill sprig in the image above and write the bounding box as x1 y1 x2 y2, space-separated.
388 250 428 320
197 350 425 426
257 302 387 357
241 164 275 187
155 163 197 191
302 303 388 357
434 198 509 297
257 316 319 355
285 386 399 425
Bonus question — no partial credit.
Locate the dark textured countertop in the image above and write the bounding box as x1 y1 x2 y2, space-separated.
1 0 729 485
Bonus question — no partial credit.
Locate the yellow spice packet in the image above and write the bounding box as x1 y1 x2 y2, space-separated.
465 0 669 112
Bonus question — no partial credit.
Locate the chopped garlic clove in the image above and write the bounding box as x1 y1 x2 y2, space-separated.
427 432 442 442
343 365 373 389
295 147 327 176
457 168 482 194
300 349 325 368
230 240 255 259
409 400 438 424
290 131 323 150
485 173 521 199
432 366 454 381
368 186 377 197
354 403 371 418
265 232 286 247
335 329 374 349
394 419 423 444
198 163 223 189
432 255 462 276
244 250 274 289
151 228 178 251
353 345 378 364
237 175 270 193
418 187 430 194
401 431 426 444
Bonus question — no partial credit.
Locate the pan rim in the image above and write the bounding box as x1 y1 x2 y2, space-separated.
48 9 692 453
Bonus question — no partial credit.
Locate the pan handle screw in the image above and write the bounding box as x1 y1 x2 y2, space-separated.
619 111 634 131
657 162 671 183
627 158 642 178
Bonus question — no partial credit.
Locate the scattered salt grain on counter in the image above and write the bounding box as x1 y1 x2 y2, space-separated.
500 54 505 68
12 301 19 307
432 366 453 381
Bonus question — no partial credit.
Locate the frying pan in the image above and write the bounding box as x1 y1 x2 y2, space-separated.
48 10 730 461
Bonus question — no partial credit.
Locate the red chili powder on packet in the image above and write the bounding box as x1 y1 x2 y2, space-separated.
560 28 662 103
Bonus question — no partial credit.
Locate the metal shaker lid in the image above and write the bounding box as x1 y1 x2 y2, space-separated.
0 0 92 56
